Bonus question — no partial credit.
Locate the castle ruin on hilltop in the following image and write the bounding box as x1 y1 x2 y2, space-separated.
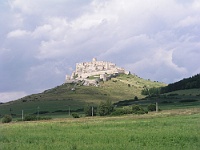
65 58 129 85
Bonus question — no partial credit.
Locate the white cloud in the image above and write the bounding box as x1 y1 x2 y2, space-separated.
125 49 187 83
176 16 200 27
0 91 27 103
7 29 31 38
32 24 52 39
192 0 200 10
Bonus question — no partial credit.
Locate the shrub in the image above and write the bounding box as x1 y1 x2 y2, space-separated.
111 108 126 116
111 109 124 116
147 104 156 111
132 105 147 114
24 115 37 121
98 100 114 116
71 113 80 118
134 96 138 101
132 105 142 112
111 107 133 116
136 110 148 114
84 105 96 116
2 115 12 123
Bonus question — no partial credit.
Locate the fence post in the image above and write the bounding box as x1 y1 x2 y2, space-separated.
156 102 158 112
22 110 24 121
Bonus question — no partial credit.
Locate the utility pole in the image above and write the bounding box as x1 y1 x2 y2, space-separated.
22 110 24 121
68 105 71 116
92 106 94 117
37 106 40 120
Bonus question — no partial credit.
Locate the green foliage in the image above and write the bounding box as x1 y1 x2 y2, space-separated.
132 104 142 112
2 114 12 123
24 115 37 121
134 96 138 101
71 113 80 118
111 106 133 116
141 87 161 97
161 73 200 93
147 104 156 111
84 105 96 116
98 100 114 116
132 104 147 114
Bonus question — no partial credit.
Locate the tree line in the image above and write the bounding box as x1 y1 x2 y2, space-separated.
141 73 200 95
160 73 200 93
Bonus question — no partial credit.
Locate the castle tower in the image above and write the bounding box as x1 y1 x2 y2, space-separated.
105 62 109 69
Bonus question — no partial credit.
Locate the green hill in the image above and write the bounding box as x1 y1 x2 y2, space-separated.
0 74 165 117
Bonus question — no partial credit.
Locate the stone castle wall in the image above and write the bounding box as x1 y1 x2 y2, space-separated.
65 58 128 84
75 58 125 78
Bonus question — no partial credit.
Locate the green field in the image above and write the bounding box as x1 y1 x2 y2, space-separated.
1 108 200 150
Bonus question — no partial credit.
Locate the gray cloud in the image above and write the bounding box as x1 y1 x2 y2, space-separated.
1 0 200 102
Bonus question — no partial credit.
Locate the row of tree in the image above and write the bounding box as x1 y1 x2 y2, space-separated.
84 100 157 117
141 74 200 95
160 74 200 93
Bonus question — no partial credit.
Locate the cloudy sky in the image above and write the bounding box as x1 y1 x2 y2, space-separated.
1 0 200 102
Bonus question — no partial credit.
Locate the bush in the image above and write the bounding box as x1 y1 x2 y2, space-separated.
137 110 148 114
2 115 12 123
147 104 156 111
132 105 147 114
84 105 96 116
98 100 114 116
71 113 80 118
111 107 133 116
24 115 37 121
134 96 138 101
132 105 142 112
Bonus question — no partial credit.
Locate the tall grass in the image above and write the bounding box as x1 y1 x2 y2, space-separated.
1 111 200 150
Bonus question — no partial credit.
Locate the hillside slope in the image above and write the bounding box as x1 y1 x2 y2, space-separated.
0 74 166 116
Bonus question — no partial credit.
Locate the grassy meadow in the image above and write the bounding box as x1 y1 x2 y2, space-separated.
1 108 200 150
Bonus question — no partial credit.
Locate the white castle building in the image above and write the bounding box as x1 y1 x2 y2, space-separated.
65 58 129 84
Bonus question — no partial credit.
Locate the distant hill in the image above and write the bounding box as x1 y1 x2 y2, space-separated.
161 74 200 93
0 74 165 116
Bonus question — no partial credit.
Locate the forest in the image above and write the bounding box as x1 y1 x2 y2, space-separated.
160 74 200 93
